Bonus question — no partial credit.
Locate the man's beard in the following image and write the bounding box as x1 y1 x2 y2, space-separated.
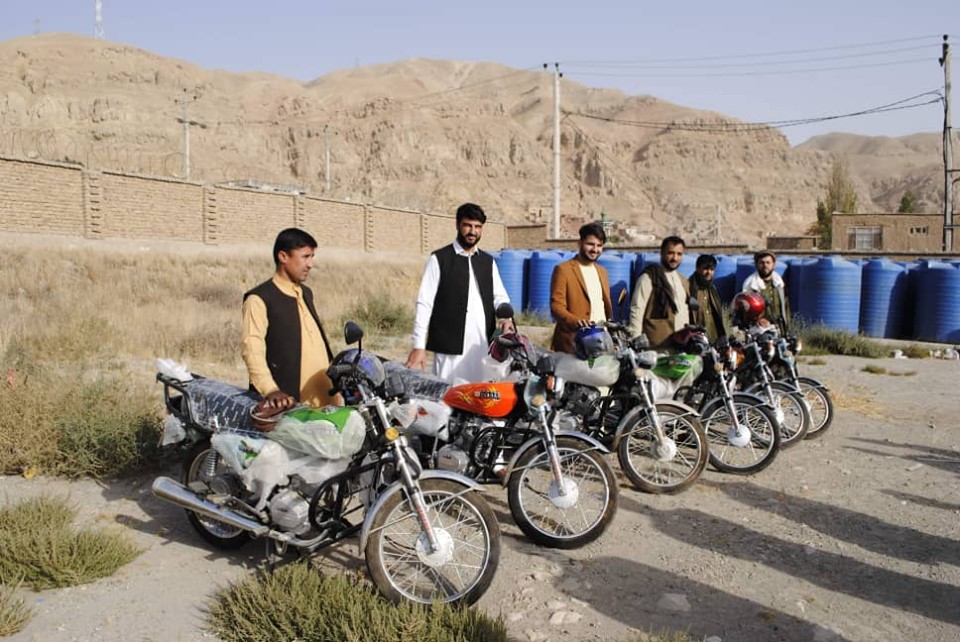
458 233 480 249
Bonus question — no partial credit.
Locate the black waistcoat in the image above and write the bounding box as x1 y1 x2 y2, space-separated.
243 279 333 400
426 245 495 355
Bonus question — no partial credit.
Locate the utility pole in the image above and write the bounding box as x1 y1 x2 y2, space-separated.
323 125 331 192
176 90 204 180
941 34 955 252
547 63 562 239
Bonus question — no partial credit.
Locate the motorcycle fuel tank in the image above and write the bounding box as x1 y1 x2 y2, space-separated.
443 382 518 418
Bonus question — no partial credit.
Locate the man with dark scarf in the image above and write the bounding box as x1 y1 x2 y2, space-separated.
690 254 730 343
628 236 690 350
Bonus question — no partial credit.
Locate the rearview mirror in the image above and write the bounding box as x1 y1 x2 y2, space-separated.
343 321 364 345
496 302 515 319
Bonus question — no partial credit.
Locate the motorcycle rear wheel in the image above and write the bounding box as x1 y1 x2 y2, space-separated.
364 479 500 605
797 377 834 438
507 437 618 549
181 440 251 550
616 405 708 494
701 396 781 474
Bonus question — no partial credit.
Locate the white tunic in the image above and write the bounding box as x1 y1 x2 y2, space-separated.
412 241 510 384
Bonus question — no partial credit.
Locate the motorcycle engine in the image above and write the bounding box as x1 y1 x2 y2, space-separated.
436 444 470 474
562 383 602 421
440 415 506 475
268 489 311 534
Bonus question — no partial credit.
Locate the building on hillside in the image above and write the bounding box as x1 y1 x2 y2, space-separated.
766 235 819 251
830 212 943 252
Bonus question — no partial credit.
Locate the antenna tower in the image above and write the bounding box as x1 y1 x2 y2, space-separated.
94 0 104 39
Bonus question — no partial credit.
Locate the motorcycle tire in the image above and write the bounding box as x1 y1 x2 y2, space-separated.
181 440 251 550
746 381 811 447
797 376 835 439
616 404 708 494
700 395 781 475
507 436 618 549
364 478 500 606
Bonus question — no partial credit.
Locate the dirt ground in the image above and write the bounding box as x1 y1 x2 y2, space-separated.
4 353 959 642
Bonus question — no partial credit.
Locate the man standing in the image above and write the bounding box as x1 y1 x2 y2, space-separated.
549 222 613 353
628 236 690 350
742 250 791 333
405 203 510 383
690 254 730 343
242 228 336 410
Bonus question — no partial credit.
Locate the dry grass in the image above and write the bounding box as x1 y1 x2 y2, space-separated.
0 235 424 477
0 582 32 637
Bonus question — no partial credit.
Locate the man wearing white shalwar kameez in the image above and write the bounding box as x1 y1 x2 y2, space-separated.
406 203 510 384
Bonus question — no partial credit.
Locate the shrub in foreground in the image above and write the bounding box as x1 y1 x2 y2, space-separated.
796 325 889 358
207 562 508 642
0 582 32 637
0 496 141 590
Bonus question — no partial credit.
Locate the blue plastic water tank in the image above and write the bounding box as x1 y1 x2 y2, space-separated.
678 252 698 279
598 251 633 322
527 251 565 317
860 259 908 338
801 256 862 332
494 250 531 313
712 255 738 303
913 260 960 342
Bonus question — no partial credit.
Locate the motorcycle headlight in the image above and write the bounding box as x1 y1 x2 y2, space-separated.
794 338 803 354
546 375 565 397
765 342 775 359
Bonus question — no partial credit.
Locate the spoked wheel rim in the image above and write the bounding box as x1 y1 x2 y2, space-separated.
373 485 494 603
621 412 705 490
767 387 810 446
513 446 612 542
704 402 778 471
183 446 247 540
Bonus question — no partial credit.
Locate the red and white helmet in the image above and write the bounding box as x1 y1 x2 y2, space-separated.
732 292 766 328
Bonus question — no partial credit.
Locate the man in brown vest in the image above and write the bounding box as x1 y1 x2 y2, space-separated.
627 235 691 351
549 222 613 353
241 228 336 410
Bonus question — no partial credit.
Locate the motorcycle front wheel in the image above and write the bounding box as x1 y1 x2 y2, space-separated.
797 377 835 438
181 440 251 549
748 381 811 447
364 479 500 605
701 396 781 474
616 405 708 494
507 436 618 549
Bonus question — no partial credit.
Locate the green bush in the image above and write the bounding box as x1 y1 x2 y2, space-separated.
797 325 889 358
342 294 413 337
514 310 554 327
207 563 508 642
0 496 141 590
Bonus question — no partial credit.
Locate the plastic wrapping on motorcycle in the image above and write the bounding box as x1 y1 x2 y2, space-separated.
178 377 262 433
269 406 366 459
395 398 452 440
554 353 620 387
382 361 451 401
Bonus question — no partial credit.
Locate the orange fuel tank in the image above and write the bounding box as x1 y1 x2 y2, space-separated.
442 382 519 418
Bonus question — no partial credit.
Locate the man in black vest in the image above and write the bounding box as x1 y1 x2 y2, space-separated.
241 228 335 410
405 203 511 383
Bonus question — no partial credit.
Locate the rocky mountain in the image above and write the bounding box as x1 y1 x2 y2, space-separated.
0 34 946 245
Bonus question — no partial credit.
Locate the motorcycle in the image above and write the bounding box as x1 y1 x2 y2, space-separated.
672 326 782 474
765 331 835 439
152 321 500 605
392 303 619 549
551 321 709 494
731 325 812 447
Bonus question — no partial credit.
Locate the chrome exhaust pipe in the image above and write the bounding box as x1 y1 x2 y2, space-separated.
151 476 270 537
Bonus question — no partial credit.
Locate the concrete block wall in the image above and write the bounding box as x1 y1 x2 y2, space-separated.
366 205 422 253
301 197 365 250
213 188 297 244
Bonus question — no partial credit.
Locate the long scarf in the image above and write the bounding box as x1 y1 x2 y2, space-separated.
642 263 677 318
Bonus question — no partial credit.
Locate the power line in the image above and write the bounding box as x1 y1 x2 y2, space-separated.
564 57 933 78
560 34 945 65
565 90 944 133
562 45 935 70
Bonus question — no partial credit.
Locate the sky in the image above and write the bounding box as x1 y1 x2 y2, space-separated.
1 1 957 146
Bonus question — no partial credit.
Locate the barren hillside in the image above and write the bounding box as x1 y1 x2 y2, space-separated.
0 34 945 244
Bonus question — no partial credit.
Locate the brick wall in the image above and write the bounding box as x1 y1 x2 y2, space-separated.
0 157 84 236
0 155 511 254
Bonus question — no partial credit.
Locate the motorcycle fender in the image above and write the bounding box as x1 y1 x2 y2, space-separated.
702 392 769 417
798 376 829 391
359 470 484 550
500 431 609 487
612 400 699 447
